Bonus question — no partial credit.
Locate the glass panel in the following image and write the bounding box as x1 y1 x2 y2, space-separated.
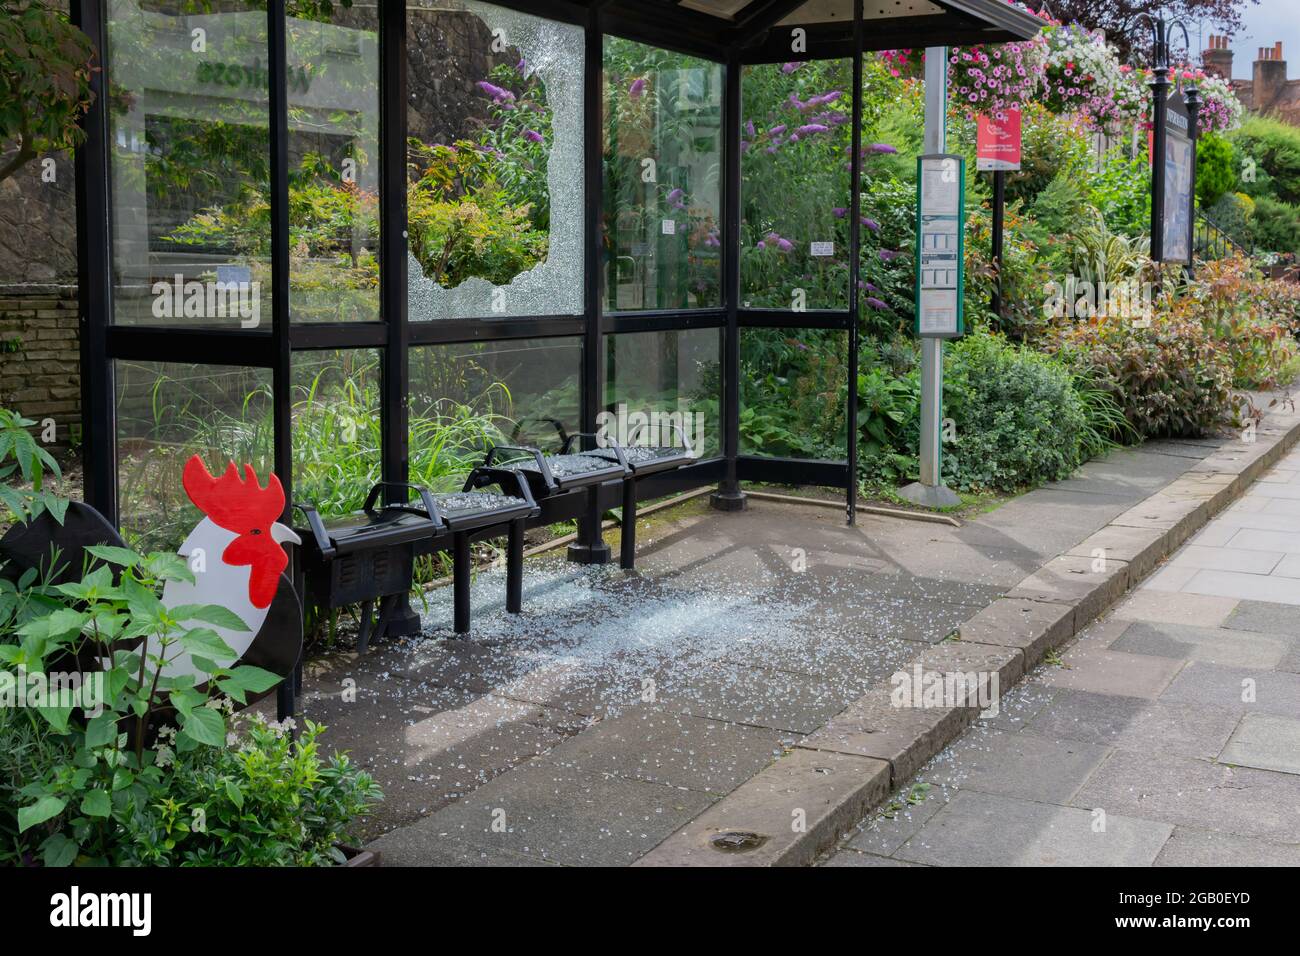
406 1 584 320
291 349 382 518
740 60 852 312
115 360 273 552
603 329 721 458
287 5 382 323
739 328 848 459
407 337 582 488
107 0 272 329
603 38 723 312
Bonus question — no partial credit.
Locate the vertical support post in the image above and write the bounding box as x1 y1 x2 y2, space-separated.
1185 84 1201 280
990 169 1005 317
452 533 470 634
845 0 864 526
379 2 420 635
901 47 959 508
268 0 292 517
569 9 613 563
71 0 116 523
712 49 746 512
620 478 637 569
506 518 524 613
1149 40 1170 262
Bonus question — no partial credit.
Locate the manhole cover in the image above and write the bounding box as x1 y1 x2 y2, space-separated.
709 831 768 853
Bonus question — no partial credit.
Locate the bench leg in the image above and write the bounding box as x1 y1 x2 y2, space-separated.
506 518 524 613
356 599 375 654
620 479 637 570
453 532 471 635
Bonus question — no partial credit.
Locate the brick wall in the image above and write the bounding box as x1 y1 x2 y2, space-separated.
0 286 81 454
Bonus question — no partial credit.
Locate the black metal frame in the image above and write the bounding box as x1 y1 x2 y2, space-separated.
73 0 1041 552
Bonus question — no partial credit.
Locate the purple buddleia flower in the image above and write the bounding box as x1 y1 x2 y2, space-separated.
629 77 647 98
476 80 514 103
879 249 899 261
865 297 888 309
745 119 756 138
833 207 848 219
868 142 898 154
769 124 787 137
862 217 880 231
782 61 804 74
796 123 829 136
523 129 543 144
776 238 794 253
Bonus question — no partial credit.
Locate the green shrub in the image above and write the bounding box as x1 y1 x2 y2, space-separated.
1196 133 1236 208
942 331 1091 492
1247 194 1300 255
1231 115 1300 206
1086 148 1150 238
1054 315 1235 440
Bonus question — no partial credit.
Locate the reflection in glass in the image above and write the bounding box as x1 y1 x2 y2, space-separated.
604 38 723 312
604 330 721 458
287 6 382 323
406 1 584 320
741 60 853 311
115 361 273 552
107 0 272 328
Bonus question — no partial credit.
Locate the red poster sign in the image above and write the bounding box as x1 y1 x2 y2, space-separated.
976 109 1022 172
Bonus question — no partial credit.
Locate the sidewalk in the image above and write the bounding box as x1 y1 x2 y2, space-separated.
285 398 1298 866
822 443 1300 867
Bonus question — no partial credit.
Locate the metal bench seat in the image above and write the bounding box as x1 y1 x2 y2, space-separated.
484 444 630 496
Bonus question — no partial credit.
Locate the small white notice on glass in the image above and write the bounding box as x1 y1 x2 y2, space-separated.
915 154 965 338
810 241 834 257
661 220 676 235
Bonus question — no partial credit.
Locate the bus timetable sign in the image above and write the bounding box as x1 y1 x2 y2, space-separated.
914 154 966 338
1160 91 1194 263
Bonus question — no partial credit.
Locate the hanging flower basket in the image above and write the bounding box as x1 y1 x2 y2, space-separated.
1041 23 1129 129
947 36 1046 121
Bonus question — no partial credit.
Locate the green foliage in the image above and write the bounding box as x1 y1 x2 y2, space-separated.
0 415 381 865
1054 314 1236 440
1196 133 1236 208
1232 114 1300 206
0 0 96 183
942 331 1093 492
1086 148 1151 237
1247 194 1300 255
0 409 65 526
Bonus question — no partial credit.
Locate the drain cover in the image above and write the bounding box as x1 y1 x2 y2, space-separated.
709 831 768 853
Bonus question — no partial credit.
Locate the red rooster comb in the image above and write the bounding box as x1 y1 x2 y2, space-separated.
183 455 285 533
182 455 288 609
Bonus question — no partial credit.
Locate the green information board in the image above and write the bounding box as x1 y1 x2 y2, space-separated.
914 153 966 339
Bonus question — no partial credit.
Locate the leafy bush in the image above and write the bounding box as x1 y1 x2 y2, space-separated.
1232 115 1300 206
1247 195 1300 255
1196 133 1236 208
1053 314 1236 440
0 418 382 866
943 331 1092 491
1085 148 1150 238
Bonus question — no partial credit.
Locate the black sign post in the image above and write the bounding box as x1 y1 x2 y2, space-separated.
1144 14 1195 267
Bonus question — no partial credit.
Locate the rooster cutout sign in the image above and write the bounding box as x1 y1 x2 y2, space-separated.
145 455 303 685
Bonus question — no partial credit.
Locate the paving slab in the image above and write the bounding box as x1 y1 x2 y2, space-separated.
1219 713 1300 775
1065 524 1170 580
1183 568 1300 605
893 790 1172 867
664 661 859 734
956 597 1075 667
1111 589 1239 627
1153 827 1300 867
842 783 953 856
1005 554 1130 628
1160 661 1300 717
1024 688 1239 761
920 726 1110 804
799 687 974 785
1111 620 1291 669
821 849 927 866
399 759 715 866
1224 599 1300 635
1037 645 1184 700
365 831 560 867
1168 544 1285 574
635 748 891 867
538 710 790 794
1072 748 1300 842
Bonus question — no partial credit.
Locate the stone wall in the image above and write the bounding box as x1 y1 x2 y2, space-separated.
0 286 81 454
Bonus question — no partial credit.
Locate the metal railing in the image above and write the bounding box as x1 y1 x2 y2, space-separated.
1194 210 1252 260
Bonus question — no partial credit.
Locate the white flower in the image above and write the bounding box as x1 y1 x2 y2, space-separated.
155 745 174 769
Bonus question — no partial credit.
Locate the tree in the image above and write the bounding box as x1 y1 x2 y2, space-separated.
1041 0 1257 62
0 0 96 184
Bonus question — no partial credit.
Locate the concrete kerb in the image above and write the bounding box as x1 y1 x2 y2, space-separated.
639 406 1300 867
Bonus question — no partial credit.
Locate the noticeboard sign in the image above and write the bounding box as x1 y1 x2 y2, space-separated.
1161 92 1193 263
976 109 1022 172
914 154 966 339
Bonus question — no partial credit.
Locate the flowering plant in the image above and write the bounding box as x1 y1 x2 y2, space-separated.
1041 23 1129 129
1193 71 1244 133
947 37 1046 120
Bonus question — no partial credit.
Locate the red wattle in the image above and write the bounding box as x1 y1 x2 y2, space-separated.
222 535 288 609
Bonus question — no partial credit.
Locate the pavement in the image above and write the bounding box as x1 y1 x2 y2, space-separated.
822 442 1300 867
273 397 1299 866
